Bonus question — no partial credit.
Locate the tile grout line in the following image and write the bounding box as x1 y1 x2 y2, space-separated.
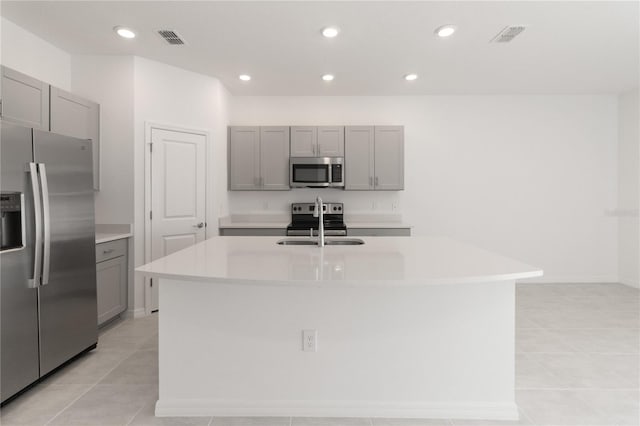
44 324 150 425
124 402 147 426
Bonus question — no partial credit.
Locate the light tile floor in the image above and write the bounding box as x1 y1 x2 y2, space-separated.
0 283 637 426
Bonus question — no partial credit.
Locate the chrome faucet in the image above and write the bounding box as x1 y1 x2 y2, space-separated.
313 196 325 247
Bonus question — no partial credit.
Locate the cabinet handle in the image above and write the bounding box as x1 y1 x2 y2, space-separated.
375 176 379 186
102 249 114 254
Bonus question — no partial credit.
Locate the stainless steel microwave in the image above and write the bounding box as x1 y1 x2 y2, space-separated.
290 157 344 188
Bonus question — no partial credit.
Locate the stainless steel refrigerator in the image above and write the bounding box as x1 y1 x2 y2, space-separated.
0 121 97 404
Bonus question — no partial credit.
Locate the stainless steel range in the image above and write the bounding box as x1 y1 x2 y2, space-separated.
287 202 346 236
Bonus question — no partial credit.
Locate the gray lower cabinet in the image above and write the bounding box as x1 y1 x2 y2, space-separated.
348 228 411 237
345 126 404 190
50 87 100 190
219 228 287 236
218 227 409 236
0 66 50 131
96 239 128 326
228 126 290 190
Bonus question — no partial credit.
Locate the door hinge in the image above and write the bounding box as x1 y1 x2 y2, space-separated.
149 210 153 220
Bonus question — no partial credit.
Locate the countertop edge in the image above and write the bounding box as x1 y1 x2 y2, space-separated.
134 268 544 287
96 233 133 244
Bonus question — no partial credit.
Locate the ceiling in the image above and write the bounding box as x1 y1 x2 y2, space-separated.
1 1 638 96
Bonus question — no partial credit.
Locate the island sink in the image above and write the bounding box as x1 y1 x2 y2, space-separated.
277 238 365 246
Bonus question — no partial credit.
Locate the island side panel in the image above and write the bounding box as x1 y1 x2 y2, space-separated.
156 278 517 420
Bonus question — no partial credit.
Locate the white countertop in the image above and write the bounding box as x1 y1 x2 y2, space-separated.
136 236 542 286
95 232 132 244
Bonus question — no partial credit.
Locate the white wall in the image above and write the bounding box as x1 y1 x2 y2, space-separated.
230 95 619 283
133 56 230 314
1 17 71 90
71 55 135 225
617 90 640 287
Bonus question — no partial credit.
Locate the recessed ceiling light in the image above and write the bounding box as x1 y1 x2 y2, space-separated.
239 74 251 81
322 74 335 81
435 25 456 38
114 26 136 39
322 27 340 38
404 73 418 81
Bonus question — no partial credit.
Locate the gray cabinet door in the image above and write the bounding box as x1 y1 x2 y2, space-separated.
50 87 100 190
374 126 404 190
0 66 49 131
345 126 374 190
290 126 316 157
96 255 127 326
260 126 290 190
229 127 260 190
317 126 344 157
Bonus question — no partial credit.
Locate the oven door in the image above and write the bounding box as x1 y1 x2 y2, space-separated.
290 158 331 187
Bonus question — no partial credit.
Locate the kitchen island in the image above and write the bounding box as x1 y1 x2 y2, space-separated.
136 236 542 421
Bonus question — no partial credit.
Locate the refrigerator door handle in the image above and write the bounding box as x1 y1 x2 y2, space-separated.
28 163 43 288
38 163 51 286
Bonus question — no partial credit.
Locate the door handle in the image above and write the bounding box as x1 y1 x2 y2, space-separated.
102 249 114 255
38 164 51 286
28 163 42 288
193 222 204 229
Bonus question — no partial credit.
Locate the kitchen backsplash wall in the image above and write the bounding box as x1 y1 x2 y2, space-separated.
228 189 401 215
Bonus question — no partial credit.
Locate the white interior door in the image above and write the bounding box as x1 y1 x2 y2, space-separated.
150 128 206 309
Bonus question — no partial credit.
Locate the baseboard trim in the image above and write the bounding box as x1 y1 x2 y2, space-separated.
517 275 619 284
123 308 147 319
155 399 520 420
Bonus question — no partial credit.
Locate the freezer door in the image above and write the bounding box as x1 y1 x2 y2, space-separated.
0 122 40 403
33 130 97 375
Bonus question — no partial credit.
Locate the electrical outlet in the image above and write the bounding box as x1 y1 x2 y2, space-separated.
302 329 317 352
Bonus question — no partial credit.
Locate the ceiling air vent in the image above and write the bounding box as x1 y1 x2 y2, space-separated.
157 30 186 45
490 26 526 43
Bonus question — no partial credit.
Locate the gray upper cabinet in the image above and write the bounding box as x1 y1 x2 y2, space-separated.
345 125 404 191
0 66 101 190
317 126 344 157
260 126 290 190
50 87 101 190
345 126 375 190
0 66 50 131
229 126 290 190
374 126 404 190
229 127 261 190
290 126 316 156
291 126 344 157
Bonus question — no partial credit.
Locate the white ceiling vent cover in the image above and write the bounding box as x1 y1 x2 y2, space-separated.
491 26 526 43
157 30 186 45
